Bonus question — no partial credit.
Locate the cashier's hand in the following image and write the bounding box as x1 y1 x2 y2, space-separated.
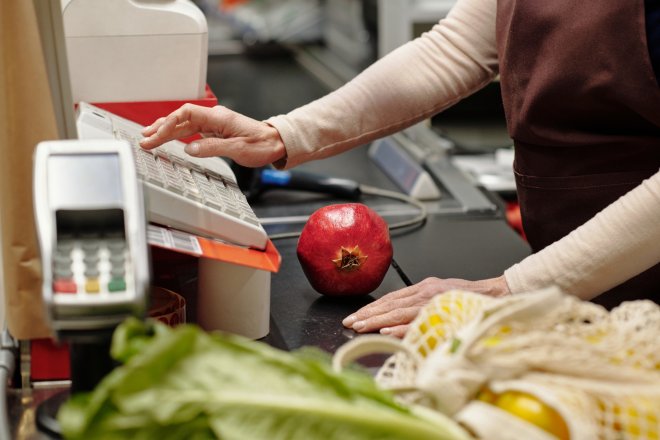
139 103 287 167
342 275 511 338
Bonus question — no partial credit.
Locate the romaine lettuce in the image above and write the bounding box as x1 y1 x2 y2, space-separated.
58 318 471 440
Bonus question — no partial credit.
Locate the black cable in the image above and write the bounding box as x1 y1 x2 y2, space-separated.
390 257 413 287
267 184 428 241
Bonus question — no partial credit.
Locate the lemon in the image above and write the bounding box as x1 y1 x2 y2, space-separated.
479 389 570 440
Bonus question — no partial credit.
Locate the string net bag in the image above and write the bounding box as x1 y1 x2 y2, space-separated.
332 287 660 440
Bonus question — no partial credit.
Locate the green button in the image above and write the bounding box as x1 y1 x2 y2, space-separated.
108 277 126 292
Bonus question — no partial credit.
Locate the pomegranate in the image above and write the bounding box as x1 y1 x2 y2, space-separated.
297 203 393 296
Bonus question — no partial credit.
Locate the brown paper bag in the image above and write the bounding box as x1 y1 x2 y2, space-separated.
0 1 60 339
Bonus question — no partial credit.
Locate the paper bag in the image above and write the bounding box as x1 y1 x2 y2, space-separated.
0 1 59 339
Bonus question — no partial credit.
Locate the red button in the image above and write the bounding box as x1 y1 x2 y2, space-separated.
53 279 77 293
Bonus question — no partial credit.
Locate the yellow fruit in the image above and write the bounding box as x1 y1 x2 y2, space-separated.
413 293 493 357
416 313 445 357
480 390 570 440
475 386 498 404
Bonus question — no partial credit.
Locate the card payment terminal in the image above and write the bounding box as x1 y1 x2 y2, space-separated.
33 139 150 335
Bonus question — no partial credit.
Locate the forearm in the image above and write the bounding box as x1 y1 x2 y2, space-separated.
504 170 660 299
268 0 498 169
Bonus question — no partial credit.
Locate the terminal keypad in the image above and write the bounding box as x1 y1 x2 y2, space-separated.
52 235 129 296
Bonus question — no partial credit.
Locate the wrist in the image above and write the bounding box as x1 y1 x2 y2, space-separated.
264 124 287 165
488 275 511 298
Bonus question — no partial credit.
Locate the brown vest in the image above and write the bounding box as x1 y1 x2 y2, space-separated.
496 0 660 307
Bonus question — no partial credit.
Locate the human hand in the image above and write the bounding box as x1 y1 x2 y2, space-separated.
139 103 286 168
342 275 510 338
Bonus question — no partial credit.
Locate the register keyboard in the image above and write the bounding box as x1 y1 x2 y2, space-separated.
76 103 269 250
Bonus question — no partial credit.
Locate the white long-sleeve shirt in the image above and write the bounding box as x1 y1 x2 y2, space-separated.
267 0 660 300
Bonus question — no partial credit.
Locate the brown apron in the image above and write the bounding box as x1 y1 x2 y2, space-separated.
496 0 660 308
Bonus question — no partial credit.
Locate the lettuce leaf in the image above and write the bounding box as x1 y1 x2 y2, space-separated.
58 319 471 440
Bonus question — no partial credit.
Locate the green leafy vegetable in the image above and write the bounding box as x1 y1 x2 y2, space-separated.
58 319 471 440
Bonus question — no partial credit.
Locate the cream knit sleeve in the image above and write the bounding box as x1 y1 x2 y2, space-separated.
504 170 660 299
266 0 499 169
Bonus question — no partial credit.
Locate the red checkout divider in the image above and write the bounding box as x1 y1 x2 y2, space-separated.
31 86 221 382
505 200 526 241
31 340 70 381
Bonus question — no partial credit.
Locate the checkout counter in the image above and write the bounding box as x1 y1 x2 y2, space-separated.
6 4 531 437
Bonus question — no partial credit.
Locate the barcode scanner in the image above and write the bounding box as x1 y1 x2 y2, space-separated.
231 164 362 202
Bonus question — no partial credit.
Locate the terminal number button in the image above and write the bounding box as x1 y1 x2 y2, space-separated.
85 278 100 293
108 277 126 292
53 279 77 294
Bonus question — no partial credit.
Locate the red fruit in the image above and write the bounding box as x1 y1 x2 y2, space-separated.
297 203 393 296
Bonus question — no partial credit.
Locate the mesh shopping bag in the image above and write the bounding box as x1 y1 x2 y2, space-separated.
333 288 660 440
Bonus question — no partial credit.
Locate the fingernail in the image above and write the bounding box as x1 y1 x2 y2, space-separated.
185 142 200 156
380 328 391 335
352 321 365 331
141 126 150 134
342 315 357 327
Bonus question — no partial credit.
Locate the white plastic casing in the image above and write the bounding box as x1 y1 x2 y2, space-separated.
33 139 150 332
62 0 208 102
